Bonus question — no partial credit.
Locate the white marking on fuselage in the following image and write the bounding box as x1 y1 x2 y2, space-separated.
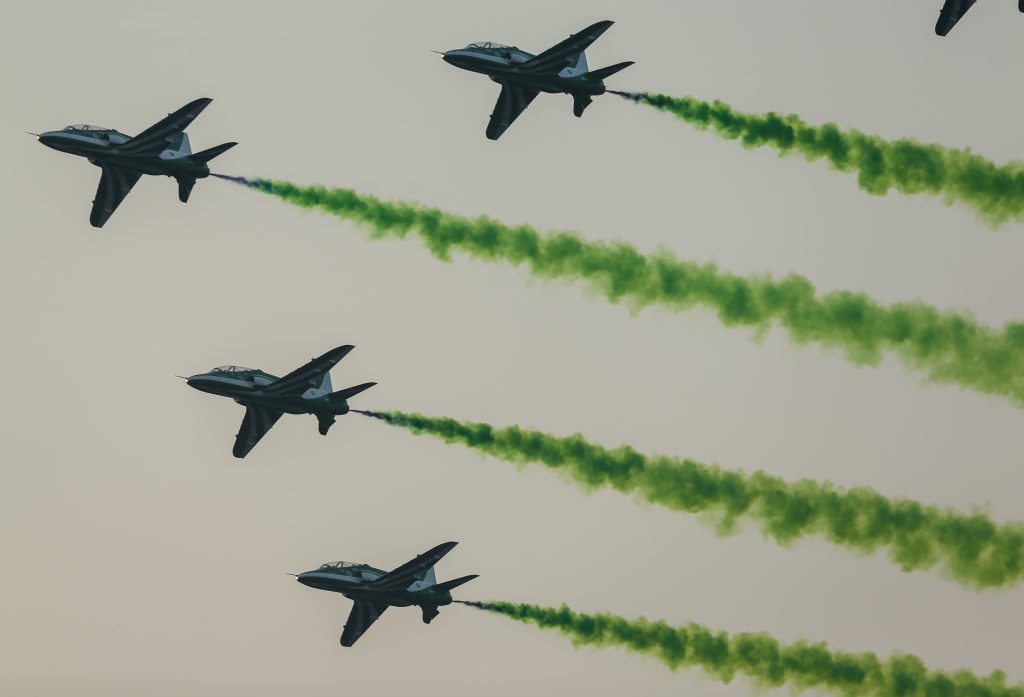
302 572 361 584
192 375 255 389
43 132 112 147
446 49 511 66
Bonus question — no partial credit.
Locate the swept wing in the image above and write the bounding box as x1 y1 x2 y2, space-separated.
90 163 142 228
340 598 390 647
262 345 354 397
233 404 284 458
517 20 613 74
368 542 458 591
486 81 540 140
936 0 977 35
118 98 213 156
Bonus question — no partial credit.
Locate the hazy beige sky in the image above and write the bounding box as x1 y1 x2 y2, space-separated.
1 1 1022 695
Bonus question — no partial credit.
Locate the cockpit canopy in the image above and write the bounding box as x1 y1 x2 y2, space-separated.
61 125 129 140
466 42 512 49
320 561 362 570
211 365 256 374
64 124 113 132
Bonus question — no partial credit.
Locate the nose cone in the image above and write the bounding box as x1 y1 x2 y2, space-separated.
185 374 216 393
37 132 62 149
441 50 471 69
296 572 314 588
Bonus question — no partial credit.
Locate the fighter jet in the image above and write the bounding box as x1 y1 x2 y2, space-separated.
936 0 1024 35
186 345 375 458
295 541 478 647
441 20 633 140
35 98 235 227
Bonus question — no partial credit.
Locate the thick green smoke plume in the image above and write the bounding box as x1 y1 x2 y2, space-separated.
216 175 1024 407
609 90 1024 226
354 410 1024 590
462 600 1022 697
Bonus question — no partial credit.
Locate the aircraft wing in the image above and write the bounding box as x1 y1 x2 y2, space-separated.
261 345 355 397
90 163 142 228
935 0 976 35
233 404 284 458
517 20 613 74
369 542 458 591
486 81 540 140
340 598 389 647
118 98 213 155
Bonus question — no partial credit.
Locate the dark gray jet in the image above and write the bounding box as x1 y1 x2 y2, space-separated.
35 98 235 227
295 541 478 647
186 345 375 458
442 20 633 140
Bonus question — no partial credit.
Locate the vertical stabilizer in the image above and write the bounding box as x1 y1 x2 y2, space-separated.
559 51 589 78
318 373 334 394
165 132 192 156
302 373 334 400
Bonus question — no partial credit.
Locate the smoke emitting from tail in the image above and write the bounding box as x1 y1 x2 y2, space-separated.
216 175 1024 407
461 601 1022 697
358 410 1024 590
609 90 1024 226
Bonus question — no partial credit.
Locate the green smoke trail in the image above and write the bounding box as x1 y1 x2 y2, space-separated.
353 410 1024 590
461 600 1022 697
216 175 1024 407
609 90 1024 226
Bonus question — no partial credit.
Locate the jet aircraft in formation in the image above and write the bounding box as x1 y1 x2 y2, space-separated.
35 98 235 227
186 345 375 458
442 20 633 140
294 541 477 647
935 0 1024 35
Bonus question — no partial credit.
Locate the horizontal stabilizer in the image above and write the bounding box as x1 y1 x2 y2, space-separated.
177 176 196 203
421 604 440 624
317 413 336 436
573 94 593 118
432 574 479 593
587 61 634 82
193 142 237 163
331 382 377 401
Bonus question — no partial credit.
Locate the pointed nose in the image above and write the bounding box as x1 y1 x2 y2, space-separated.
441 51 469 68
184 375 214 393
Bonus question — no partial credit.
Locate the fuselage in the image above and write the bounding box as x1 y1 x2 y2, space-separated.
186 366 350 415
296 563 454 608
442 44 606 95
38 125 210 178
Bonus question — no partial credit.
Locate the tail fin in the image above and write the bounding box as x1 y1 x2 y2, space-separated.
587 61 634 82
331 382 376 401
192 142 237 163
558 51 589 78
432 574 479 593
167 132 192 155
